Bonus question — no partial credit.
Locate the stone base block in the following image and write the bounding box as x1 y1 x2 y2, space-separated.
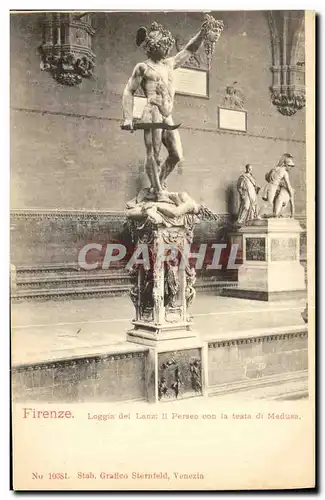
223 287 307 301
230 218 306 300
127 324 206 403
126 320 195 346
237 261 305 292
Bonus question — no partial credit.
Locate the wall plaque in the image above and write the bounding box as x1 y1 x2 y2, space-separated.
133 96 147 119
218 107 247 132
271 237 297 261
245 237 266 261
174 67 209 98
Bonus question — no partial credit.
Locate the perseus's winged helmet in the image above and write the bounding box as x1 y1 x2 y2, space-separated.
136 26 148 46
136 21 175 57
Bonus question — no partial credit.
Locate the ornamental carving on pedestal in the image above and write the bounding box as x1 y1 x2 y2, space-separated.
267 11 305 116
39 12 96 86
158 351 202 401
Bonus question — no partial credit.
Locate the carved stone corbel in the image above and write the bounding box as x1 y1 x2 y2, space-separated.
267 11 305 116
39 12 96 86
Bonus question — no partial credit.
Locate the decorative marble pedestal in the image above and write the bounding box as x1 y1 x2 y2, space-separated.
224 218 306 301
126 221 206 403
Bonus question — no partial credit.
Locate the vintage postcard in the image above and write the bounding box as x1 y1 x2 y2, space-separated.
10 9 315 491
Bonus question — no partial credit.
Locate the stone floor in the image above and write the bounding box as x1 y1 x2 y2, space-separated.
11 294 308 366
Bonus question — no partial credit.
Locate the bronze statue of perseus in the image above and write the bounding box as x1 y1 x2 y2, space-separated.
122 15 224 202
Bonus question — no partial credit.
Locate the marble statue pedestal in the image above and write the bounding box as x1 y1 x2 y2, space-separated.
126 221 206 403
224 218 306 301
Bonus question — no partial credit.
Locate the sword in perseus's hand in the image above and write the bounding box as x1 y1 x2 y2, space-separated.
121 122 181 131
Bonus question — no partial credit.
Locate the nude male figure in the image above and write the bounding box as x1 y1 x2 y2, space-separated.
122 17 223 202
261 153 296 217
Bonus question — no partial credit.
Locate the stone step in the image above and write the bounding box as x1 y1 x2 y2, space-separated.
16 264 127 278
12 284 132 301
16 273 131 289
196 280 237 291
12 280 237 301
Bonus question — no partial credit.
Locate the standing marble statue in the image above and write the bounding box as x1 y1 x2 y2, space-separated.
236 164 260 225
122 15 224 202
261 153 296 217
223 83 244 110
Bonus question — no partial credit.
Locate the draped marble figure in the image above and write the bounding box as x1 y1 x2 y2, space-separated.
236 164 260 225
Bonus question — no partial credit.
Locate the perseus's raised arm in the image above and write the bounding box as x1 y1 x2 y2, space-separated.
122 63 144 123
169 16 224 70
169 29 205 70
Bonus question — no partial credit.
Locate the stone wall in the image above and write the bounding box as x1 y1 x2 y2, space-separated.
12 326 308 403
12 350 147 403
208 329 308 392
10 11 306 269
